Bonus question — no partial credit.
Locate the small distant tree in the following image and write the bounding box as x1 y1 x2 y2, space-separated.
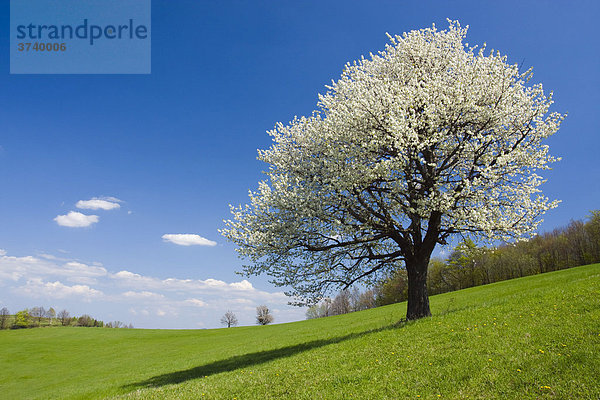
58 309 70 326
30 306 46 326
427 258 452 295
330 290 351 316
348 287 361 312
14 309 31 328
0 307 10 329
355 289 377 311
445 239 483 289
77 314 94 327
220 310 238 328
256 305 274 325
375 270 409 306
47 307 56 324
127 323 134 329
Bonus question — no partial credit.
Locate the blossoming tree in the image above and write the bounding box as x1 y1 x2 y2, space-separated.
222 21 563 320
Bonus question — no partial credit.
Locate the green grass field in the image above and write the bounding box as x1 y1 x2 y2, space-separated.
1 264 599 399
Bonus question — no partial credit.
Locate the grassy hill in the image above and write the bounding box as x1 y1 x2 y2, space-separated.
1 264 599 399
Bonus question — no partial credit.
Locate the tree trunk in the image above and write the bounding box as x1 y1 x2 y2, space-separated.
406 256 432 320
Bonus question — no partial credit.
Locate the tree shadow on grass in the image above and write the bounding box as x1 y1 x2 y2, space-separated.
123 323 401 390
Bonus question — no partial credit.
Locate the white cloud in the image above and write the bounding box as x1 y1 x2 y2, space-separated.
122 291 165 301
16 279 103 301
111 270 157 288
162 234 217 247
128 308 151 316
184 298 207 307
0 254 41 282
101 196 123 203
111 271 259 295
113 270 141 279
54 211 99 227
229 298 253 305
230 280 254 290
76 197 121 210
0 253 107 284
67 276 99 285
63 262 107 277
0 249 6 256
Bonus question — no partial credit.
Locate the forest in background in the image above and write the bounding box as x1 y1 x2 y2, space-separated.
307 210 600 318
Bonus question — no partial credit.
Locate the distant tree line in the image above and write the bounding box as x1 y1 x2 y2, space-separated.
0 306 133 329
306 287 377 319
308 210 600 318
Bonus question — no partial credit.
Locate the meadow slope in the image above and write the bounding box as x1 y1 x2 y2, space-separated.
1 264 598 399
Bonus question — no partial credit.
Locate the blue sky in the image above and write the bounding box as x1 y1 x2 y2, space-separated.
0 0 598 328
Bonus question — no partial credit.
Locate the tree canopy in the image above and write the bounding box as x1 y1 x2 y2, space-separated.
256 305 274 325
220 310 238 328
222 21 563 320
